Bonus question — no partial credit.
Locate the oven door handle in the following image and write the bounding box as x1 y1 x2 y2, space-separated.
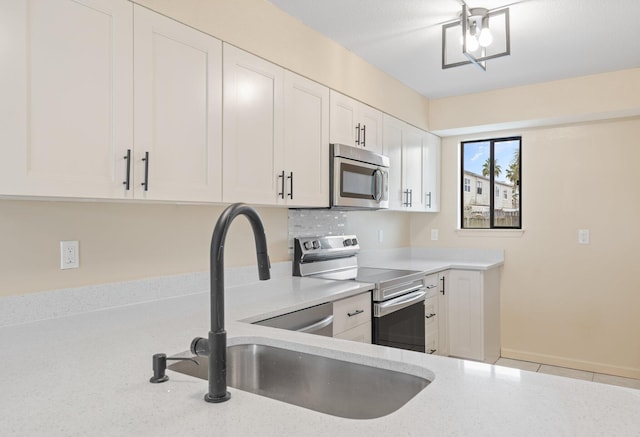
375 290 426 317
296 315 334 334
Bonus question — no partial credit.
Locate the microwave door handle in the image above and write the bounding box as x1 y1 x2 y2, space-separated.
373 168 383 201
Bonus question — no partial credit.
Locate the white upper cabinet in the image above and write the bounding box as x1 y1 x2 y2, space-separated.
382 114 441 212
282 71 330 207
422 131 441 212
329 90 383 154
0 0 133 198
382 115 404 210
0 1 223 202
133 6 222 202
222 44 284 204
223 45 329 207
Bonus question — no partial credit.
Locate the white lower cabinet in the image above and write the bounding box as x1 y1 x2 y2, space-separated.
446 268 501 363
424 273 440 354
333 292 372 343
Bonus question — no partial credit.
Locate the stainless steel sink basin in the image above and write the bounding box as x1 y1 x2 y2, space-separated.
169 343 431 419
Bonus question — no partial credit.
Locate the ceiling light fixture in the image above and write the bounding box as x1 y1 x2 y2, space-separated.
442 2 510 71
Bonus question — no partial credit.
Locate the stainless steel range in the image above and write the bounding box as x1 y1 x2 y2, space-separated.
293 235 426 352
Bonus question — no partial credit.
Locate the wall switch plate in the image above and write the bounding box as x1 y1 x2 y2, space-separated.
578 229 590 245
60 240 79 269
431 229 439 241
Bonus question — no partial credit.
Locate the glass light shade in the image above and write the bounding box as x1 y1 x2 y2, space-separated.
478 28 493 47
466 33 479 51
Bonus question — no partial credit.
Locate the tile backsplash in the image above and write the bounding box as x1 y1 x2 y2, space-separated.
287 209 348 250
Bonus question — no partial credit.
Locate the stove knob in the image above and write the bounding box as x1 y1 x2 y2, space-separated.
312 240 320 249
344 239 352 246
303 241 312 250
351 238 358 246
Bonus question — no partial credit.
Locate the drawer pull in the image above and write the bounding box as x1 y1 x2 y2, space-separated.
347 309 365 317
427 349 437 354
426 284 437 289
425 313 436 319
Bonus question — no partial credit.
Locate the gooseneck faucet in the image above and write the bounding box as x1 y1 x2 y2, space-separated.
191 203 270 403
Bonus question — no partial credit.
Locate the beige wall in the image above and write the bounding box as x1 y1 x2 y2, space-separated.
410 116 640 378
0 201 290 296
429 68 640 136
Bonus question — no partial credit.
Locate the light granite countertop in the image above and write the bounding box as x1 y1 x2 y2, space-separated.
1 251 638 436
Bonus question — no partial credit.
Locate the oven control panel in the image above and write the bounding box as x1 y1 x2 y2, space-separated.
292 235 360 276
295 235 359 253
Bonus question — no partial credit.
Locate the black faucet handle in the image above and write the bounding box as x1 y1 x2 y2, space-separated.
149 353 199 383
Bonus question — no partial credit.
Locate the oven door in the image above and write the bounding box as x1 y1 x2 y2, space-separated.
373 290 426 352
331 156 389 209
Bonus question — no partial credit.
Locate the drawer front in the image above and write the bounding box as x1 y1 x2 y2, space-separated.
334 321 372 344
333 292 371 334
424 295 438 330
424 273 440 298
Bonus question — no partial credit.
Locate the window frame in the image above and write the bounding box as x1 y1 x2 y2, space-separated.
460 136 522 230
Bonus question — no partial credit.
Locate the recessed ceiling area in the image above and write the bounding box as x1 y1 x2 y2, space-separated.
267 0 640 99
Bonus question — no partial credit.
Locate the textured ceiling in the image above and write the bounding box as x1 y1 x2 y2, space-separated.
267 0 640 99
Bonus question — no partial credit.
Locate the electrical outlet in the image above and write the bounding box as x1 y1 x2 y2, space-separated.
431 229 439 241
378 230 384 243
60 241 79 269
578 229 590 245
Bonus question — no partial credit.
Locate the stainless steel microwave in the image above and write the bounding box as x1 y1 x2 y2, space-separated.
330 143 390 210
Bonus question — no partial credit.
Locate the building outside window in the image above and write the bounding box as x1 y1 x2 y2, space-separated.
461 137 521 229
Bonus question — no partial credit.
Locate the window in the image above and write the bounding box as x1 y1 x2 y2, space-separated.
461 136 521 229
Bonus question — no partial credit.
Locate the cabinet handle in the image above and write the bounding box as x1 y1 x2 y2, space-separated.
347 309 364 317
440 276 446 295
403 189 413 207
123 149 131 191
403 189 410 207
361 124 366 147
426 192 432 209
425 313 436 319
426 284 437 289
141 151 149 191
287 171 293 199
355 123 361 145
427 349 437 355
277 171 285 199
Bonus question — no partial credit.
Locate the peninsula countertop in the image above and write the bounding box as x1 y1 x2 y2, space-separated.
1 253 638 436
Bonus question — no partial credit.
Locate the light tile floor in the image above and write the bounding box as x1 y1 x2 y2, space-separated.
494 358 640 390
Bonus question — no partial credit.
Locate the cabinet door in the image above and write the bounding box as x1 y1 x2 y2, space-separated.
0 0 133 198
359 104 383 154
448 270 484 361
437 271 449 356
422 131 441 212
329 90 358 147
222 44 283 204
133 6 222 202
402 125 424 211
283 72 329 207
382 115 404 210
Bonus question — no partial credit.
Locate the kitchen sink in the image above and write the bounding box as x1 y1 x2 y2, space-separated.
168 343 431 419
